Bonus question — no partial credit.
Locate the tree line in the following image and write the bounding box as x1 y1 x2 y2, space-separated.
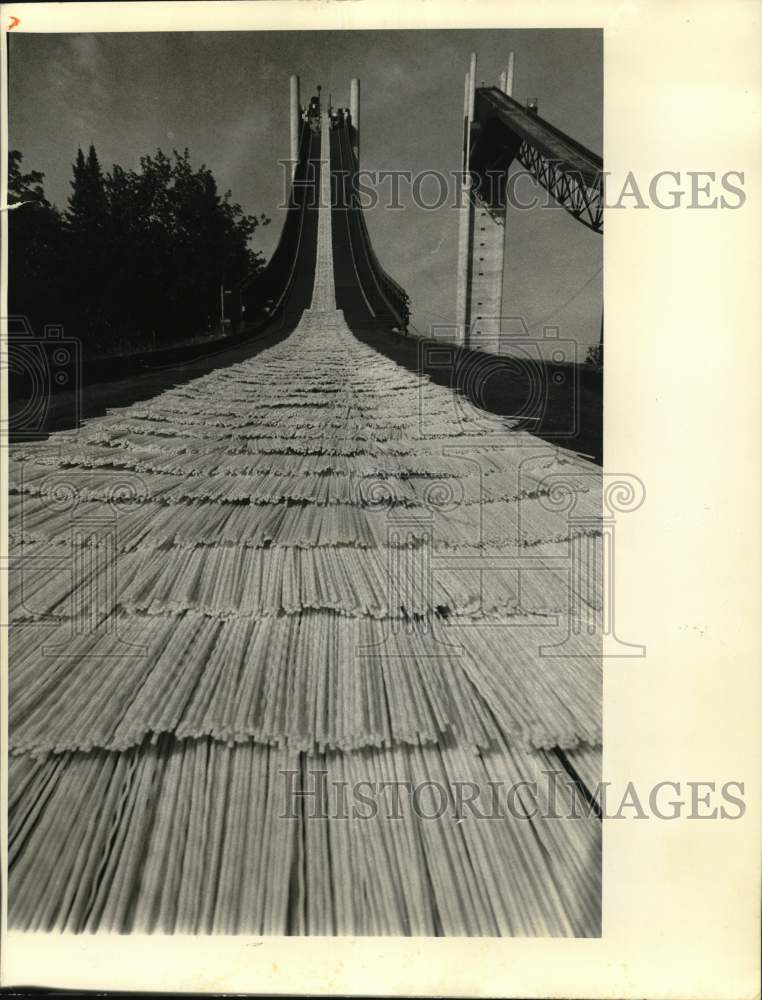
8 146 269 357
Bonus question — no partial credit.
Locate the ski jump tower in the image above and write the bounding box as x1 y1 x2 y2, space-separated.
248 61 601 349
455 52 603 348
240 74 408 335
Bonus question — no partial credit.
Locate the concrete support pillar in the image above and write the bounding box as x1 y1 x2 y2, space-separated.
467 204 506 350
474 49 510 349
350 77 360 162
488 53 515 348
498 70 507 92
455 68 473 344
467 52 477 122
289 74 300 180
455 52 510 352
505 51 515 97
461 72 470 171
455 177 472 345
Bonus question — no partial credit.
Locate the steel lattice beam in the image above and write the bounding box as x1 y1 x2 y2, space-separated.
515 140 603 233
471 87 603 235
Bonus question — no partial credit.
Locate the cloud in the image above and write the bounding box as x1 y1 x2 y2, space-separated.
49 35 112 139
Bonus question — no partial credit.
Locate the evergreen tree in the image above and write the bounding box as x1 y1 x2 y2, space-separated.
66 144 108 237
9 144 268 356
7 151 64 328
64 145 112 345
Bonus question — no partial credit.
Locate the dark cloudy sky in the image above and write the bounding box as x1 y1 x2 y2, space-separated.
10 29 602 347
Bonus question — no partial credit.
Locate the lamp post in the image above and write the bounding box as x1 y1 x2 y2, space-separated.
220 284 232 335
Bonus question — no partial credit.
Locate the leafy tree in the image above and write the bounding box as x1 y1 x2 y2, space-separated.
8 145 269 356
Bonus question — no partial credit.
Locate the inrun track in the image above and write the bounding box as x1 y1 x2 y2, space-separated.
8 102 603 936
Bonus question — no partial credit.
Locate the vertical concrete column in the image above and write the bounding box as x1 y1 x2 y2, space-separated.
493 52 515 350
289 74 300 180
455 69 473 345
505 51 515 97
461 72 470 171
467 52 477 122
459 49 511 353
471 53 516 349
467 202 506 350
350 77 360 162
